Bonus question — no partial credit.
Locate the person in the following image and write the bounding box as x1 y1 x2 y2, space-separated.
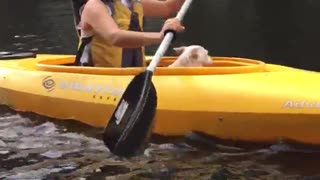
71 0 185 67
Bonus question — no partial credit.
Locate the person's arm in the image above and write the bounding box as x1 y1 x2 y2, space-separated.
82 0 162 48
82 0 184 48
141 0 184 17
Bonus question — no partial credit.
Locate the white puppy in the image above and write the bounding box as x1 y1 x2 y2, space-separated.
168 45 213 67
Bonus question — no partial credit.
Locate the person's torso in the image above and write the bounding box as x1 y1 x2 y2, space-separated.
75 0 146 67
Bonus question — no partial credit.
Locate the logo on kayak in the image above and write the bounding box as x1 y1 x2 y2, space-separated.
283 100 320 109
58 81 124 96
41 78 125 95
42 76 55 92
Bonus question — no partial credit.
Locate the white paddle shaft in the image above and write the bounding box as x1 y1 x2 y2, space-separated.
146 0 193 72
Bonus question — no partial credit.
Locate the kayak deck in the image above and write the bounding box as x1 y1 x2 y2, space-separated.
0 54 319 146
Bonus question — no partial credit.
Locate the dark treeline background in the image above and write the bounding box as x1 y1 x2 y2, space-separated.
0 0 319 71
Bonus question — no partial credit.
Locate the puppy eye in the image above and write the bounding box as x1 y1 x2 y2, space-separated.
191 54 198 59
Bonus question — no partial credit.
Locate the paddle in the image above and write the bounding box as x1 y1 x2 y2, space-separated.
102 0 194 158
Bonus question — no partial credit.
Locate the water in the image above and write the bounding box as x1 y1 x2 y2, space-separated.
1 106 320 179
1 0 320 179
1 0 320 70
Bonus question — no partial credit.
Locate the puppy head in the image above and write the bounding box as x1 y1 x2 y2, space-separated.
174 45 212 66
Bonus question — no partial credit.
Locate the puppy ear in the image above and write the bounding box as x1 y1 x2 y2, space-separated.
173 46 186 55
190 47 200 55
188 47 200 62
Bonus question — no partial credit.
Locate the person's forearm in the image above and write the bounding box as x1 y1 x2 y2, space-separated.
106 30 162 48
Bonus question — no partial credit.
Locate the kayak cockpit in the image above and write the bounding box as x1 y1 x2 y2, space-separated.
36 56 267 75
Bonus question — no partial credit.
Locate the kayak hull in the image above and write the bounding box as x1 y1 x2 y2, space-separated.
0 54 319 145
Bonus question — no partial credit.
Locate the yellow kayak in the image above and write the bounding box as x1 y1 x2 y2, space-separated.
0 53 319 145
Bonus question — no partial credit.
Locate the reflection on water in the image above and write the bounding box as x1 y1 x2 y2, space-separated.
0 0 320 179
0 0 77 54
180 0 320 71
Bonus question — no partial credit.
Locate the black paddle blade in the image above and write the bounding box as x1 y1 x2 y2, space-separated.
103 70 157 157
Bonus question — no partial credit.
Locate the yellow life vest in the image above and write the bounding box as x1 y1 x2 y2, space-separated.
73 0 146 67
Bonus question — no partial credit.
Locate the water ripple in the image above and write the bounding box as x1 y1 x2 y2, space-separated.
0 109 320 179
